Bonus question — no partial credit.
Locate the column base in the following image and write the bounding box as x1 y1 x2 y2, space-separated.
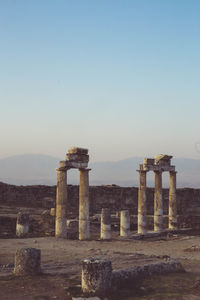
55 218 67 238
154 215 163 232
101 223 111 240
138 213 147 234
79 219 90 240
169 216 178 230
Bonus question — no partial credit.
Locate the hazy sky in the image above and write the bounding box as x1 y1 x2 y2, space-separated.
1 0 200 162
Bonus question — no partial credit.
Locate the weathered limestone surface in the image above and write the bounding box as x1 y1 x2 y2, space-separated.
66 153 89 163
66 219 79 239
55 167 67 238
101 208 111 240
138 171 147 234
68 147 88 155
13 247 41 276
16 212 29 237
81 258 183 296
82 258 112 296
155 154 173 165
50 207 55 216
120 210 130 237
169 171 177 230
79 169 90 240
112 259 184 289
142 154 175 172
65 147 89 169
154 171 163 232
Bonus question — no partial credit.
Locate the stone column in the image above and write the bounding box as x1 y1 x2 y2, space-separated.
120 210 130 237
101 208 111 240
169 171 177 230
138 170 147 234
82 258 112 296
13 248 41 276
154 171 163 232
79 168 90 240
55 166 67 238
16 212 29 238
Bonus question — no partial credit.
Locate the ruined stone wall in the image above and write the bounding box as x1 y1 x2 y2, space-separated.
0 182 200 218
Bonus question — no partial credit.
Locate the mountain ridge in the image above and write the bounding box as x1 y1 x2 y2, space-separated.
0 154 199 188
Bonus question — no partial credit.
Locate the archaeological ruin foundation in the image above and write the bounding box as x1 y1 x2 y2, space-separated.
1 147 200 240
1 147 200 299
55 149 179 239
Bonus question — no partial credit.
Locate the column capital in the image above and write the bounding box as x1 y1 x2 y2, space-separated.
153 170 162 174
79 168 91 172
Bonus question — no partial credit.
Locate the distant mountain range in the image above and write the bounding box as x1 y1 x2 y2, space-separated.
0 154 199 188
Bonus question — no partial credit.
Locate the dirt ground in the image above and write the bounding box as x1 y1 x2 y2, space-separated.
1 233 200 299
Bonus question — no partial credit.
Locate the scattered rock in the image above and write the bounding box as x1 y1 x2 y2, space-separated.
184 245 200 252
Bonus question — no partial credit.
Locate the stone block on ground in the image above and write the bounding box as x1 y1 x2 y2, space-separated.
82 258 112 296
13 247 41 276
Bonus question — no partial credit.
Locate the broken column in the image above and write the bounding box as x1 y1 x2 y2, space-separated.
169 171 177 230
79 168 90 240
137 170 147 234
55 162 68 238
13 247 41 276
50 208 55 217
154 171 163 232
101 208 111 240
82 258 112 296
120 210 130 237
16 212 29 238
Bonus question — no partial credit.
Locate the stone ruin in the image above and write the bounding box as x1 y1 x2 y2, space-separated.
1 148 189 299
55 147 91 240
11 149 179 240
138 154 177 234
54 148 178 240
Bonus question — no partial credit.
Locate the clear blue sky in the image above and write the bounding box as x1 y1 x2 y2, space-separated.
1 0 200 161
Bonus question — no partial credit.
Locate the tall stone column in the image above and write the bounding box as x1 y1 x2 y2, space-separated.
138 170 147 234
79 168 90 240
154 171 163 232
169 171 177 230
55 167 67 238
